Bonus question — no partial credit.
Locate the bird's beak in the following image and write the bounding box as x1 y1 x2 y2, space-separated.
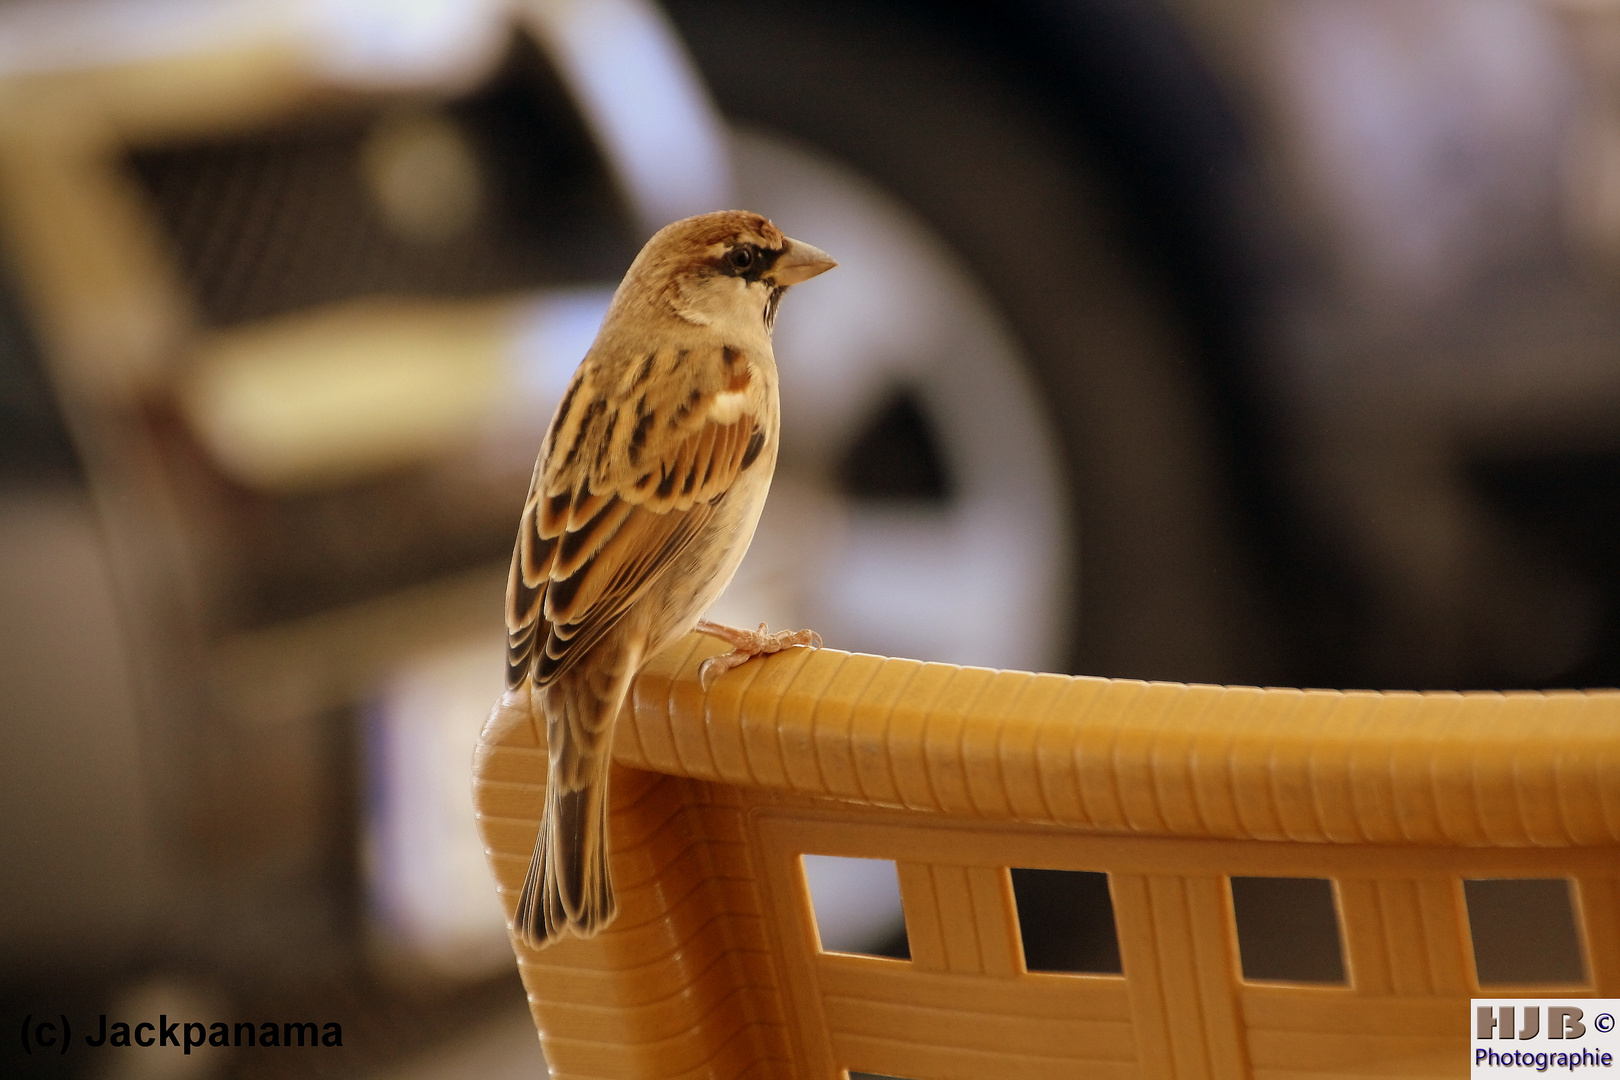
770 237 837 286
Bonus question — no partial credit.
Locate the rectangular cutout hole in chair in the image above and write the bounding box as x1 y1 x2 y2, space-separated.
1465 878 1587 986
801 855 909 959
1230 876 1346 983
1009 868 1123 974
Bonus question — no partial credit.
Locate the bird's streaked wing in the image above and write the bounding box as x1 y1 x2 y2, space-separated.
505 343 765 691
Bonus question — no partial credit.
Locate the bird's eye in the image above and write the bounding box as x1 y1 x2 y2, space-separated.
726 246 755 271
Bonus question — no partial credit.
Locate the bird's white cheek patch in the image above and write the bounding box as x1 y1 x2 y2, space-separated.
708 390 749 424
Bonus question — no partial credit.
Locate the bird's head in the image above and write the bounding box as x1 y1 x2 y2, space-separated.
622 210 836 338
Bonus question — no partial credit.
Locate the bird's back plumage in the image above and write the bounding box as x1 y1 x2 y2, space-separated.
504 340 768 692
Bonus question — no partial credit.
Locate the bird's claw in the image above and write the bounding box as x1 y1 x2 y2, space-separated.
698 652 746 691
697 621 823 690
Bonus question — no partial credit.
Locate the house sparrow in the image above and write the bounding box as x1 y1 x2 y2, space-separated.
505 210 836 948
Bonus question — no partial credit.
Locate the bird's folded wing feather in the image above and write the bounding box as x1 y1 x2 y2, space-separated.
505 343 766 691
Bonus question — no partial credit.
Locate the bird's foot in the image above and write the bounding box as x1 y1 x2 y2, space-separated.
695 619 823 690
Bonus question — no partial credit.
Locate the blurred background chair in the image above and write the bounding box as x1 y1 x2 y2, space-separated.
6 0 1620 1076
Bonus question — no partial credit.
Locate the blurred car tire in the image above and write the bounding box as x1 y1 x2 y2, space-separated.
669 0 1277 682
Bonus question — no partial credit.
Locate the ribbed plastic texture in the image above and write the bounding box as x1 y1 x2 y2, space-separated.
473 635 1620 1080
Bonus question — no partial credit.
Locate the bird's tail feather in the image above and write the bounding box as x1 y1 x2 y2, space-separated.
557 776 616 929
514 797 562 947
515 770 615 948
514 638 637 950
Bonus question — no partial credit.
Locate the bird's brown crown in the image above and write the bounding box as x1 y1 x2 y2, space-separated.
624 211 786 287
655 210 785 254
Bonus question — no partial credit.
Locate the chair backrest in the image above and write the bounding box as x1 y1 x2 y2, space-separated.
473 634 1620 1080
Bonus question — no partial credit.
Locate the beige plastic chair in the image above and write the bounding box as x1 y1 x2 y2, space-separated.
473 634 1620 1079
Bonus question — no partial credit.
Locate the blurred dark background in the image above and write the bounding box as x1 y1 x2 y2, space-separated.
3 0 1616 1075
